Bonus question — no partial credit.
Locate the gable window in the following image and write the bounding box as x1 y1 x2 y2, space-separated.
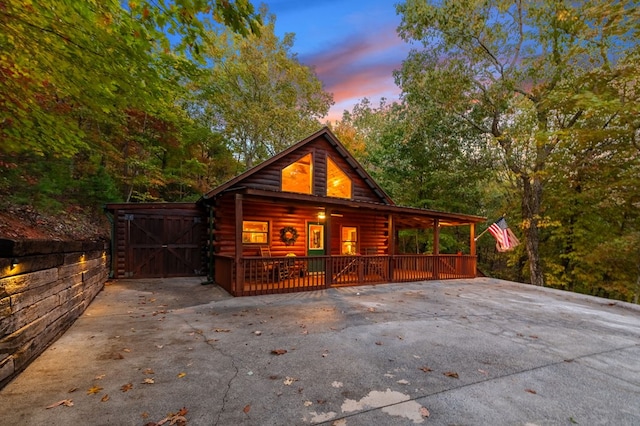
242 221 269 244
327 157 351 199
282 153 312 194
341 226 358 255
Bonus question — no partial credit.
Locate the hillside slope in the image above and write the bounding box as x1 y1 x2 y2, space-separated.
0 205 110 241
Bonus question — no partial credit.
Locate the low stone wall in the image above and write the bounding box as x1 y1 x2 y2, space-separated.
0 239 110 388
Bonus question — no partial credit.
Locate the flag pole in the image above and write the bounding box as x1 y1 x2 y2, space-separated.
474 226 491 242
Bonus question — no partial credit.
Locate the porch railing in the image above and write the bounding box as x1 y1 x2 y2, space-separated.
230 254 476 296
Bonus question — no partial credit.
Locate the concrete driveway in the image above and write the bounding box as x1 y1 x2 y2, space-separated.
1 277 639 425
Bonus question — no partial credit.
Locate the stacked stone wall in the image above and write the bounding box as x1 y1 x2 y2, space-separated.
0 239 109 388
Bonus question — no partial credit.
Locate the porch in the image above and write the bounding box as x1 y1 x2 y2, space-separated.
214 254 477 296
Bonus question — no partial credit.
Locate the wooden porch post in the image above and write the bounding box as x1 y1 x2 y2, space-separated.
470 223 476 256
234 194 243 296
324 207 332 288
387 214 394 282
433 219 440 279
470 223 477 277
433 219 440 255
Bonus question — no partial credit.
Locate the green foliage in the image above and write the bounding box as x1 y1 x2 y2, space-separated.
341 98 493 215
395 0 640 294
193 10 334 168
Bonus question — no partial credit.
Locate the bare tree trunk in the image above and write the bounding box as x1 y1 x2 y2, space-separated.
522 174 545 286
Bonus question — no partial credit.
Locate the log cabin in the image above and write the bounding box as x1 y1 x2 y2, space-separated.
106 127 485 294
198 127 486 296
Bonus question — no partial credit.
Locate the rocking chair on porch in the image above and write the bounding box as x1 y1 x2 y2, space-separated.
260 247 288 281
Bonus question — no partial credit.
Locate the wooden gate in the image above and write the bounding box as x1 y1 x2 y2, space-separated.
106 203 206 278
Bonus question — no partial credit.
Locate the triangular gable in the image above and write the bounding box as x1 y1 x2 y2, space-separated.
200 127 394 205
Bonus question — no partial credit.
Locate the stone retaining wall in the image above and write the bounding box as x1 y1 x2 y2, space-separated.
0 239 110 388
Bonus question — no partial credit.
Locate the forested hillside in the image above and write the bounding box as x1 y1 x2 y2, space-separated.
1 1 638 303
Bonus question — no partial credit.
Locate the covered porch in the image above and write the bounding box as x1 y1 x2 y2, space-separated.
216 253 477 296
207 190 484 297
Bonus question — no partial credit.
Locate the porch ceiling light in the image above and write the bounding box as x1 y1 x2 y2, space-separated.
11 258 19 269
317 211 326 220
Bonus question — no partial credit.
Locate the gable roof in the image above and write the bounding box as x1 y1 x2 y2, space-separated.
200 126 394 204
198 127 486 227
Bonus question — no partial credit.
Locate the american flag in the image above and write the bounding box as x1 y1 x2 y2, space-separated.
488 217 519 252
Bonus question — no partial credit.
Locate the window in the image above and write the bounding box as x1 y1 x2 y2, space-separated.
341 226 358 255
327 157 351 199
282 153 312 194
242 221 269 244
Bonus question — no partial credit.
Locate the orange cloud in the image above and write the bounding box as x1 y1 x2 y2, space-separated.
299 23 409 121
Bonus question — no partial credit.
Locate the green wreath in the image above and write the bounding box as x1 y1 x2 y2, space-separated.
279 226 299 246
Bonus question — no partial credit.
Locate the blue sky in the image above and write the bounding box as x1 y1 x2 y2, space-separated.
258 0 411 121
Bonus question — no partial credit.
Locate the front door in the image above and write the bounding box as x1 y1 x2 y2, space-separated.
307 222 325 272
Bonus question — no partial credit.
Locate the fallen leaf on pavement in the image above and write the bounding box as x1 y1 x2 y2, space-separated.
177 372 186 378
254 331 262 336
87 385 103 395
46 399 74 409
444 371 459 378
101 394 109 402
144 368 155 375
419 366 433 372
271 349 287 355
420 407 430 417
478 369 489 375
94 374 106 380
214 328 230 332
397 379 410 385
525 388 537 394
143 378 155 384
375 341 383 346
243 404 251 413
121 383 133 392
304 401 313 406
283 377 297 385
169 416 187 425
67 387 78 393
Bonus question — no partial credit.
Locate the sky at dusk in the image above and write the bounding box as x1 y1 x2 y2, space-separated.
259 0 412 122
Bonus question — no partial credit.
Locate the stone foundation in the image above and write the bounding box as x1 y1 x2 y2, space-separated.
0 239 110 388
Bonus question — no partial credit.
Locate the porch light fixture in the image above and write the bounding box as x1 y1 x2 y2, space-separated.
317 211 326 220
11 258 19 269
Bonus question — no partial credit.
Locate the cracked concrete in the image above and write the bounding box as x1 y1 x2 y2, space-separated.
0 277 639 425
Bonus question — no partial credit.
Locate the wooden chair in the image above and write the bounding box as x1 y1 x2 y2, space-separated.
260 247 287 281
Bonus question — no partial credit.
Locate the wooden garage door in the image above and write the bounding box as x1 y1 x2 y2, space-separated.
124 210 205 278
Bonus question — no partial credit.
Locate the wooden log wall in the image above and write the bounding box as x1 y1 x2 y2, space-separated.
0 239 109 389
211 194 237 257
212 195 389 258
329 212 389 255
239 135 385 204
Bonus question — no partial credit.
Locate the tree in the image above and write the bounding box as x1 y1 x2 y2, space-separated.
337 97 494 255
194 10 334 168
0 0 261 157
396 0 640 286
